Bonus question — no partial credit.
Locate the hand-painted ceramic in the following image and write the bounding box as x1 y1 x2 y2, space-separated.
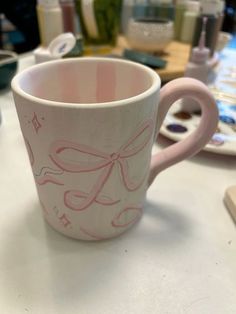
11 57 218 240
0 50 18 89
160 100 236 156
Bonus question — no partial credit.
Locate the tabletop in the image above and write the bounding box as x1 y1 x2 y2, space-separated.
0 54 236 314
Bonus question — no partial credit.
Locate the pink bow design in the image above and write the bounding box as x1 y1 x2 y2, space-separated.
49 119 154 211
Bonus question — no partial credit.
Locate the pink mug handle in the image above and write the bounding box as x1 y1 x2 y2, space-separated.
148 77 218 186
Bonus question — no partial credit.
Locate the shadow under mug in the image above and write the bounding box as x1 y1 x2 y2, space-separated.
11 57 218 240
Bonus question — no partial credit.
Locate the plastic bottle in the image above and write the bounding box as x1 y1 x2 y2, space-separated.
180 1 200 43
60 0 77 34
37 0 63 47
121 0 135 34
211 1 225 53
181 17 210 112
158 0 175 20
192 0 220 57
174 0 187 40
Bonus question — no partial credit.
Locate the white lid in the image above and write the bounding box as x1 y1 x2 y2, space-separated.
200 0 220 15
187 1 200 13
48 33 76 57
37 0 60 7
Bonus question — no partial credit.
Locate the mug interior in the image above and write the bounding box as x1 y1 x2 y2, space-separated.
15 58 155 104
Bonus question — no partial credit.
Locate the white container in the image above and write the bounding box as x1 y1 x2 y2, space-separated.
37 0 63 47
126 17 174 52
180 1 200 43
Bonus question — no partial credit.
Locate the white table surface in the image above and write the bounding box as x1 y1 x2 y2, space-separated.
0 54 236 314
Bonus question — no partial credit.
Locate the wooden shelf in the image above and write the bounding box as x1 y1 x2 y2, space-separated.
113 36 191 82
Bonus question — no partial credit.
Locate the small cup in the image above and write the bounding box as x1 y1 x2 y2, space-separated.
12 57 218 240
126 17 174 52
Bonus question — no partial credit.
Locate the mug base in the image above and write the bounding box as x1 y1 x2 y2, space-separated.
43 212 142 241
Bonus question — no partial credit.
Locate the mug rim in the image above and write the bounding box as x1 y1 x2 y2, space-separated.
11 57 161 109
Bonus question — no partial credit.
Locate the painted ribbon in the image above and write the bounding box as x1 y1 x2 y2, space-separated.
49 119 154 211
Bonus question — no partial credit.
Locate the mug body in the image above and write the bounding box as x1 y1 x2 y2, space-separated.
12 57 160 240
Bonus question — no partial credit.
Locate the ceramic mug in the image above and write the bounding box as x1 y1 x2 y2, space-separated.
12 57 218 240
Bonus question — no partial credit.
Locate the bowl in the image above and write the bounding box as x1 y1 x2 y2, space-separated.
126 17 173 53
0 50 18 90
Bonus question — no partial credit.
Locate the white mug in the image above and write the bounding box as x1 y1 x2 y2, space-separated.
12 57 218 240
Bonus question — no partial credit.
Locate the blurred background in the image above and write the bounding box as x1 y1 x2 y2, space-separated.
0 0 235 53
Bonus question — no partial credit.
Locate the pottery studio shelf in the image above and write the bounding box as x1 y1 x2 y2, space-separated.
113 36 191 82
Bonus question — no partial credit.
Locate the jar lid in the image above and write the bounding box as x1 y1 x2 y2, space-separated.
48 33 76 57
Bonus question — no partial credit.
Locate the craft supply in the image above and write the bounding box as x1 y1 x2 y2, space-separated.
37 0 64 47
76 0 122 46
166 123 188 133
174 0 187 40
181 17 210 112
192 0 220 57
34 32 76 63
123 48 167 68
121 0 135 34
180 0 200 43
211 1 225 54
157 0 175 20
60 0 77 33
224 185 236 223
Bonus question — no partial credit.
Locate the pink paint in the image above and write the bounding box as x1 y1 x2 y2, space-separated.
24 137 34 166
64 189 120 212
32 112 42 133
49 119 154 211
80 226 106 240
36 174 64 186
58 213 71 228
96 62 116 103
111 206 142 228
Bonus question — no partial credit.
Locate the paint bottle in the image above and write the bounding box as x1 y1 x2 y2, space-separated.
133 0 175 20
180 1 200 43
174 0 187 40
121 0 135 34
192 0 219 57
158 0 175 20
37 0 63 47
76 0 122 46
211 1 225 54
181 17 210 112
60 0 77 34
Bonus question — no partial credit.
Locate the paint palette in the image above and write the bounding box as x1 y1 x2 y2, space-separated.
160 100 236 156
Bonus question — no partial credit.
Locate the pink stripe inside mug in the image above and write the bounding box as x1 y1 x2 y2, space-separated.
11 57 218 240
